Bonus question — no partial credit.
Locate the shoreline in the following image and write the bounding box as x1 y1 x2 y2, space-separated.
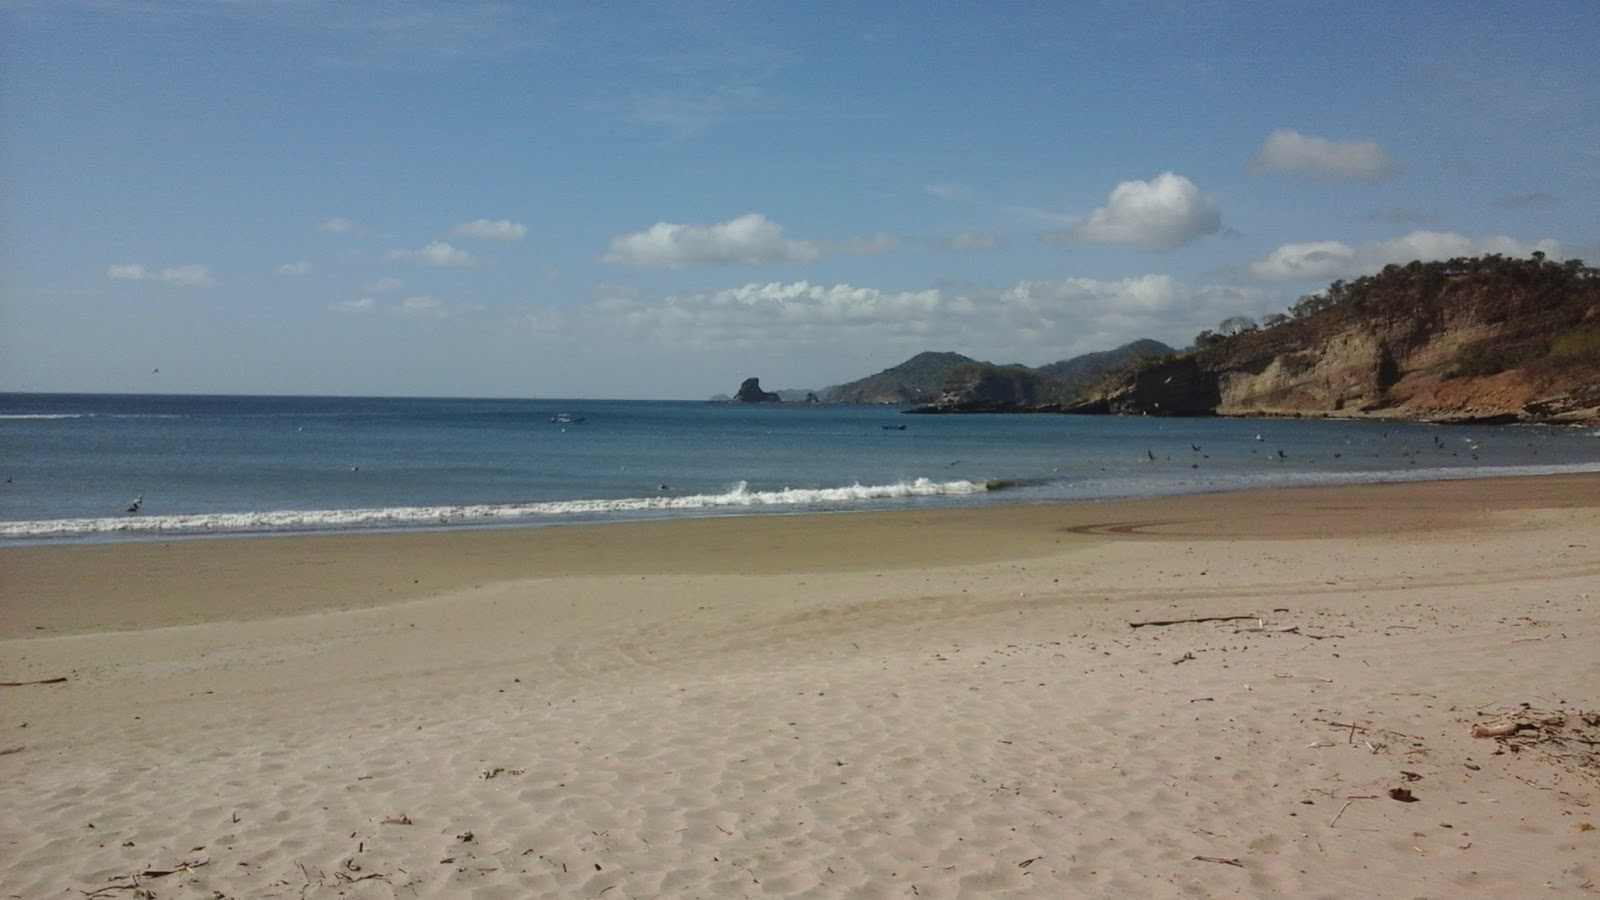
2 473 1596 897
3 472 1597 640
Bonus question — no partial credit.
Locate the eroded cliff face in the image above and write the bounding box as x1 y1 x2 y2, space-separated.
1073 256 1600 424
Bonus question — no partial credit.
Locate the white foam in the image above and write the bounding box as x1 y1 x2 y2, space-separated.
0 478 990 539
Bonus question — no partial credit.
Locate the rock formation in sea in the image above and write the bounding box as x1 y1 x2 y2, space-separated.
731 377 782 403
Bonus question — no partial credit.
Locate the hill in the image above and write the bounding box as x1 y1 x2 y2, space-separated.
820 351 977 404
1069 254 1600 424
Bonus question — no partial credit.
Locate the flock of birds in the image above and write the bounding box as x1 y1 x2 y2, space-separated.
103 430 1533 517
1141 430 1489 469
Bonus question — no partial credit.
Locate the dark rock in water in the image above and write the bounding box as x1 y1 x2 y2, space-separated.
732 377 782 403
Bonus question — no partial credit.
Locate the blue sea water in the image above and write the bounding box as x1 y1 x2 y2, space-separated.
3 392 1599 543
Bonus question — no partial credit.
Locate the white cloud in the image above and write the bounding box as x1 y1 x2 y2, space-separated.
276 261 312 276
361 276 405 293
386 241 478 267
106 263 217 287
511 274 1263 369
1251 129 1399 183
1052 172 1222 252
1249 230 1563 281
948 231 1001 252
330 298 376 315
603 213 822 269
328 295 472 318
318 218 355 234
451 218 528 241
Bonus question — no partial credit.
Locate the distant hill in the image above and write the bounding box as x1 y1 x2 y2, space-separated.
820 351 977 404
1035 339 1175 394
909 340 1176 412
1069 253 1600 424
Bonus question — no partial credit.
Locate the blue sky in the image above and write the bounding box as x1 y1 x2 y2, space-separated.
2 0 1596 400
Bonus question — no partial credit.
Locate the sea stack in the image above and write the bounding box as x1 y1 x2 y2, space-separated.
731 377 782 403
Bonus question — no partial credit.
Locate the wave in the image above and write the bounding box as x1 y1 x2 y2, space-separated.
0 478 990 539
0 413 88 420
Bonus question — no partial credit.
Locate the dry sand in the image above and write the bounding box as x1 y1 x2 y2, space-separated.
2 475 1597 898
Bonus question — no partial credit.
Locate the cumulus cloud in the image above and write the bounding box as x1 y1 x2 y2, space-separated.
451 218 528 241
1249 230 1563 281
106 263 216 287
603 213 822 269
386 241 478 267
1049 172 1221 252
317 218 355 234
276 261 312 276
513 273 1263 368
948 231 1002 252
1250 129 1398 182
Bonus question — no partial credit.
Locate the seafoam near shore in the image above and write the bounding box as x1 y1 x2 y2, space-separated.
2 476 1597 898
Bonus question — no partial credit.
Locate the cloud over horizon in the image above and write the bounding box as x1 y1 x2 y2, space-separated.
451 218 529 241
512 273 1267 368
386 241 479 267
1249 230 1562 282
603 214 823 269
1251 129 1399 182
1049 172 1222 252
106 263 217 287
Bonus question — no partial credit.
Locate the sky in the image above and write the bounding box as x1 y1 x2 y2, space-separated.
2 1 1597 400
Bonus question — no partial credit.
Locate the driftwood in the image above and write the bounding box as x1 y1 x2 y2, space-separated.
1192 855 1244 867
80 859 209 897
1129 615 1257 629
0 676 68 687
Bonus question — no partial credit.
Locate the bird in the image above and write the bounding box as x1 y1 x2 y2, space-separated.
126 494 143 514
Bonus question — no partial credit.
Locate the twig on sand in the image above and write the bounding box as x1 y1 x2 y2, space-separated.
1329 795 1379 826
0 676 68 687
79 859 209 897
1192 855 1244 867
1129 615 1257 629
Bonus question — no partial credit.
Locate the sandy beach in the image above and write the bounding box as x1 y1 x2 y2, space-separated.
2 475 1597 898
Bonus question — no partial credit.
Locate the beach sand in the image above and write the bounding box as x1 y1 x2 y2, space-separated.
2 475 1597 898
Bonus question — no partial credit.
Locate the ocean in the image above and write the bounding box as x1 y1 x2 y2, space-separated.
3 392 1599 543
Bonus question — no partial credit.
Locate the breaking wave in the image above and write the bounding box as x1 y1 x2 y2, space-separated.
0 478 990 540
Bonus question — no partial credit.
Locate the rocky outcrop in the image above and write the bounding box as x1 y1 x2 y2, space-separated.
1069 255 1600 424
731 377 781 403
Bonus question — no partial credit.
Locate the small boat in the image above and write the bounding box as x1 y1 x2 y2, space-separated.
881 424 907 430
550 413 586 424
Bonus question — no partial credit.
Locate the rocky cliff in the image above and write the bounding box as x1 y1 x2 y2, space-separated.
1070 254 1600 424
731 377 782 403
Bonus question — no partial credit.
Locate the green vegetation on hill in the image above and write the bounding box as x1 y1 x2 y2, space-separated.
1073 253 1600 423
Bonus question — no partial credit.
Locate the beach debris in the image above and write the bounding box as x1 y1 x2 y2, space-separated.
1129 614 1258 629
381 813 412 825
1192 855 1244 867
1388 787 1419 802
1467 706 1600 779
80 858 209 898
1172 652 1196 665
1328 795 1379 826
0 676 69 687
